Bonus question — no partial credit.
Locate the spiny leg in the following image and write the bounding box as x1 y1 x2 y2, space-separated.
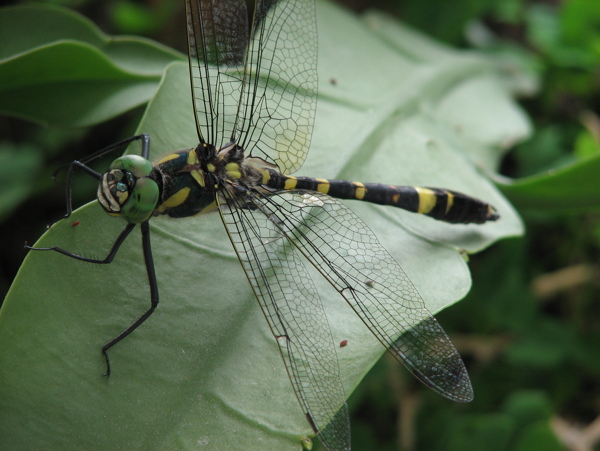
54 161 101 225
54 134 151 174
101 220 159 376
26 222 136 264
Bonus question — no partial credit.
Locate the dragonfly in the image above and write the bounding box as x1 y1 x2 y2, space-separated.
30 0 498 449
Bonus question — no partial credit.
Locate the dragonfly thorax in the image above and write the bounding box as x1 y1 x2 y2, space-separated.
147 141 276 219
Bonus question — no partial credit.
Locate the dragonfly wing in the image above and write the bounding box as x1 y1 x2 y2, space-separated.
235 0 318 174
217 188 351 451
185 0 249 147
186 0 317 173
249 191 474 402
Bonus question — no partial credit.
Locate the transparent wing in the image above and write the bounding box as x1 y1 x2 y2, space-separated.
186 0 317 173
217 188 351 450
186 0 249 147
235 0 317 173
234 190 474 403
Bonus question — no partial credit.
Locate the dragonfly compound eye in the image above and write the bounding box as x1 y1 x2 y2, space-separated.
106 154 152 174
97 155 159 223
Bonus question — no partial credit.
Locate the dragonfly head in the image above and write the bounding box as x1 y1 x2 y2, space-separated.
97 155 159 224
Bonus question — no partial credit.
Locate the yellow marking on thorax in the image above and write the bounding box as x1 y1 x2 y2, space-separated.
315 178 330 194
207 163 216 173
156 187 191 214
187 151 199 165
284 176 298 190
191 170 205 187
445 191 454 213
155 153 180 165
353 182 366 200
415 187 437 214
225 163 241 180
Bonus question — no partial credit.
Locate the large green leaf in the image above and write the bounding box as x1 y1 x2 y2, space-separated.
0 4 182 127
499 152 600 213
0 1 526 449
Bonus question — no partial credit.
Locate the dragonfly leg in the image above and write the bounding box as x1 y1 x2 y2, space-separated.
101 221 159 376
26 222 136 264
56 161 102 224
54 134 151 174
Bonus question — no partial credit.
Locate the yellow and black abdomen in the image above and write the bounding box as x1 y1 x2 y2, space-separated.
264 171 498 225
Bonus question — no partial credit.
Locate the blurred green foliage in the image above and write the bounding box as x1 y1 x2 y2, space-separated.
1 0 599 450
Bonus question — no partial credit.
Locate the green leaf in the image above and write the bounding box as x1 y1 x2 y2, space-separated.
0 0 526 449
0 4 182 127
110 0 172 35
499 153 600 213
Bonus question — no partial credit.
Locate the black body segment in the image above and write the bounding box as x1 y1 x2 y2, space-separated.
262 170 499 225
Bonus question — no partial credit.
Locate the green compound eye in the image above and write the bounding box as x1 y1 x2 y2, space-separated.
109 155 154 177
121 177 160 224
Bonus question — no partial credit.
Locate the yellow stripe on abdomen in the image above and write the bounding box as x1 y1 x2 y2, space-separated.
415 187 437 215
316 178 330 194
353 182 366 200
445 191 454 214
284 177 298 190
259 168 271 185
